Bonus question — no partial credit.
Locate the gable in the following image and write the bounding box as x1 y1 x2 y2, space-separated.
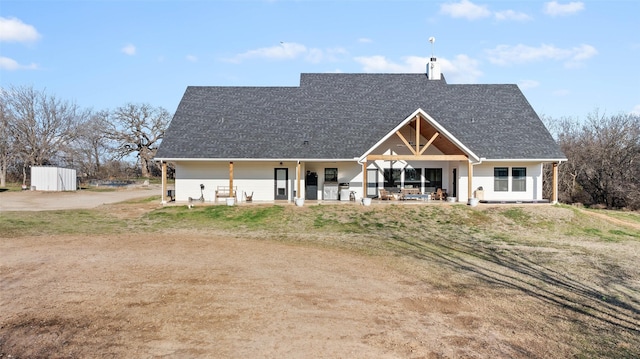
361 108 476 162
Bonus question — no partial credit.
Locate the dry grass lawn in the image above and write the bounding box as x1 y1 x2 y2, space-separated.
1 199 639 358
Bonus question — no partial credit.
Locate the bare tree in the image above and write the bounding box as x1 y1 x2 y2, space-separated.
102 103 171 178
544 111 640 209
69 110 115 179
577 112 640 208
3 86 88 184
0 91 14 187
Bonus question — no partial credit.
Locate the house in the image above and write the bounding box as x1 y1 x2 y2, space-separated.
155 57 566 204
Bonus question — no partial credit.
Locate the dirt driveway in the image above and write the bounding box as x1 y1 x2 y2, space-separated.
0 186 160 211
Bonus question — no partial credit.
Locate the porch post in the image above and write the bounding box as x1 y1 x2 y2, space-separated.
229 161 234 199
161 161 167 204
468 159 473 200
415 115 421 153
296 161 301 199
362 161 368 198
552 162 558 204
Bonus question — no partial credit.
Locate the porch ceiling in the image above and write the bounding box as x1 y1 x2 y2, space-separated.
413 119 466 156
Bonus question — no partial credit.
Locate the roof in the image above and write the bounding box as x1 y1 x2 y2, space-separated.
155 73 566 161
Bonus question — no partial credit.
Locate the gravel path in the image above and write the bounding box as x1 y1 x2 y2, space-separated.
0 186 161 211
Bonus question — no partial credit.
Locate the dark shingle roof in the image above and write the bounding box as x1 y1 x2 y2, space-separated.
155 73 565 160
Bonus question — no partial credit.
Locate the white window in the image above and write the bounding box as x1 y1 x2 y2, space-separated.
512 167 526 192
494 167 508 192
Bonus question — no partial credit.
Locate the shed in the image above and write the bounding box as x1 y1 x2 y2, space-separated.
30 166 77 191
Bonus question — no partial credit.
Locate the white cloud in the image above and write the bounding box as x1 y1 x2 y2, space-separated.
440 0 491 20
302 46 348 63
544 1 584 16
495 10 532 21
186 55 198 62
225 42 347 64
121 44 136 56
0 17 41 43
486 43 597 68
354 54 482 83
440 1 533 22
518 79 540 89
358 38 373 44
226 42 306 63
440 54 483 83
354 55 408 72
0 56 38 70
631 105 640 116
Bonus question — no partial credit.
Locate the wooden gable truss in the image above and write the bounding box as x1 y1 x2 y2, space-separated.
361 113 475 199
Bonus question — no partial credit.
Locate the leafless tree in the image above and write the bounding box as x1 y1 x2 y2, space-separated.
544 111 640 209
2 85 88 184
102 103 171 178
68 110 115 179
0 91 14 187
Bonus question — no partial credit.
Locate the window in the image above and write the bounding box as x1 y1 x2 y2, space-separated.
512 167 526 192
404 168 421 189
384 168 401 190
324 168 338 183
424 168 442 190
494 167 508 192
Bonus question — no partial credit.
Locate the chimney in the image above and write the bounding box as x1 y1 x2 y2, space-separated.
426 36 441 80
427 57 441 80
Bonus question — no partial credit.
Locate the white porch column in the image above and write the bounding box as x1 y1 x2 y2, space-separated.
296 161 301 199
552 162 559 204
468 159 473 200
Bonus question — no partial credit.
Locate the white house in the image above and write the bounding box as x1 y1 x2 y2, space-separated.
155 57 566 204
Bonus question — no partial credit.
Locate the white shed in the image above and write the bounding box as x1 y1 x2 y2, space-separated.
30 166 77 191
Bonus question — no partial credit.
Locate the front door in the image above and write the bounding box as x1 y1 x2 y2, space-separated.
452 168 457 197
367 169 378 197
274 168 288 200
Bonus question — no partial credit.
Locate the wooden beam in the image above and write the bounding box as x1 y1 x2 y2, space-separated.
362 161 367 198
395 130 417 155
366 154 468 161
161 162 167 203
419 132 439 155
296 161 301 199
552 162 558 204
415 115 421 154
229 161 234 198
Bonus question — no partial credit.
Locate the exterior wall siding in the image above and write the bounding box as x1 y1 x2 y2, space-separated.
472 162 543 201
172 160 545 203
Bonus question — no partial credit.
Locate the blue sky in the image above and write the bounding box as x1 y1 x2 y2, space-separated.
1 0 639 120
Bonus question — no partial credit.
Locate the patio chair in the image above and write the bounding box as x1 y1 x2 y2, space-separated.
432 188 446 201
378 188 393 200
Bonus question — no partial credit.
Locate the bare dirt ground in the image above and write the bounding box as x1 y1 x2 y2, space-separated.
2 232 496 358
1 190 638 358
0 186 160 212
